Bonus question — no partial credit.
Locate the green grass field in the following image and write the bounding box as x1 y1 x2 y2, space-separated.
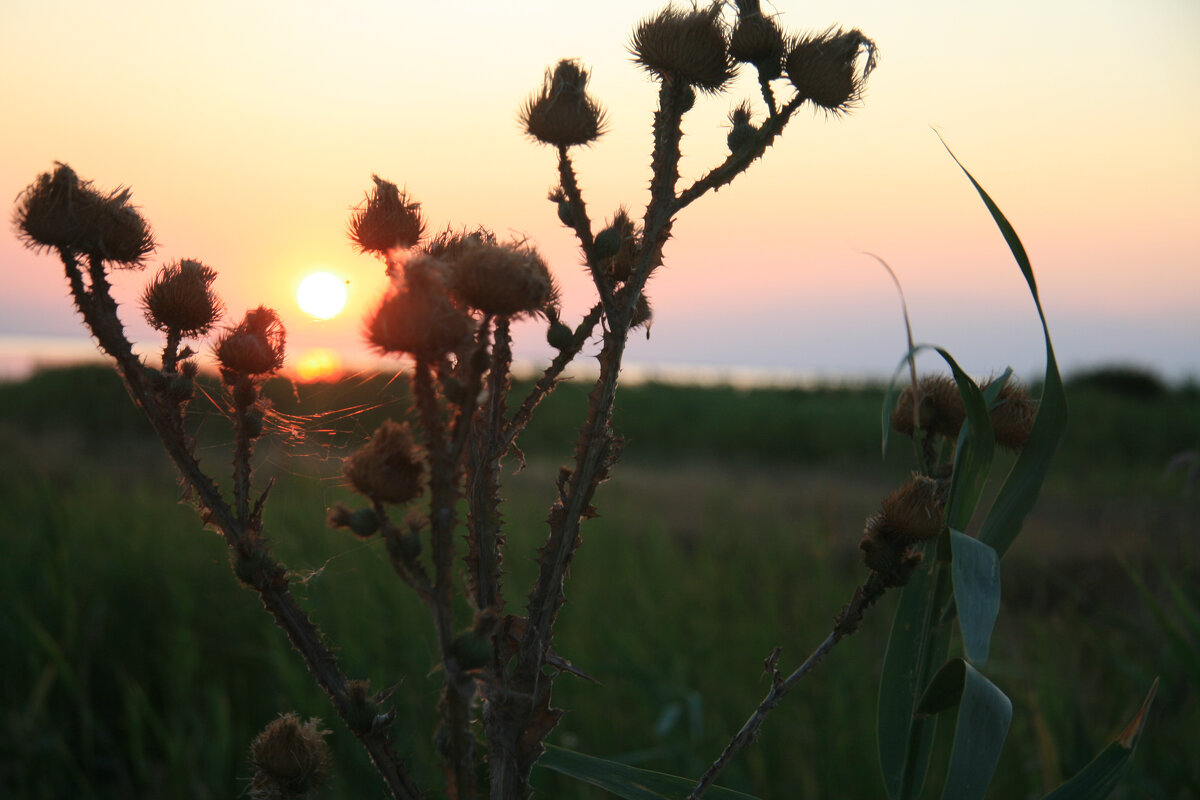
1 365 1197 798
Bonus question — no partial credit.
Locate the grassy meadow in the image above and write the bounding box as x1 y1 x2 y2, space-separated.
1 364 1197 798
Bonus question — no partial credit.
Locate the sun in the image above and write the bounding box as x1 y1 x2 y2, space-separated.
297 272 348 319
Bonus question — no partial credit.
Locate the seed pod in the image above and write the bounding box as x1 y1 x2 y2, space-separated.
984 377 1037 451
14 162 156 266
785 28 877 113
249 713 331 799
593 226 622 260
365 256 474 358
142 259 223 337
630 3 735 94
547 320 574 351
444 236 559 318
349 175 425 255
520 59 607 148
343 420 425 505
891 375 966 441
864 475 944 547
729 10 785 79
215 307 286 383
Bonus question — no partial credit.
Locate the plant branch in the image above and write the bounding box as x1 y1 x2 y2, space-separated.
688 574 888 800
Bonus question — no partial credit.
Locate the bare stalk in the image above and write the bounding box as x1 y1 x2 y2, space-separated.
688 574 888 799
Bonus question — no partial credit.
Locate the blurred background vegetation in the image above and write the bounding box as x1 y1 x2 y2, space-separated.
1 364 1196 798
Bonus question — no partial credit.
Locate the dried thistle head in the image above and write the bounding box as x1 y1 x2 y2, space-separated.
891 375 966 441
860 475 943 587
630 3 735 94
141 259 223 337
215 306 286 383
520 59 608 147
349 175 425 256
785 28 877 113
443 235 559 318
248 713 331 800
727 100 757 151
13 162 156 266
728 6 785 80
365 255 474 359
984 377 1037 451
343 419 425 505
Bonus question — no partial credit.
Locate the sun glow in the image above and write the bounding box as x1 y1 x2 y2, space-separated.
297 272 348 319
294 348 343 382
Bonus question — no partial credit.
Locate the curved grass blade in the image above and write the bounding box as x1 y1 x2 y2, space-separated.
938 137 1069 558
915 658 1012 800
1041 678 1158 800
537 744 761 800
949 530 1001 666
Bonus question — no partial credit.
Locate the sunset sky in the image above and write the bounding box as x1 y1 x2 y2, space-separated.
2 0 1198 383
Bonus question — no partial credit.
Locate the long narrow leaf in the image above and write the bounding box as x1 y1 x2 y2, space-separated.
877 550 954 799
537 745 761 800
914 659 1012 800
949 530 1001 666
1042 679 1158 800
938 139 1069 558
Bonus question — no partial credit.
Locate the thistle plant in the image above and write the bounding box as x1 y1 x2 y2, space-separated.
12 2 1157 799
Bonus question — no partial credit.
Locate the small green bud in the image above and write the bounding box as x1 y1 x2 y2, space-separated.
451 631 492 670
166 375 194 404
727 121 756 152
557 200 573 227
547 320 573 350
593 226 622 259
347 508 379 537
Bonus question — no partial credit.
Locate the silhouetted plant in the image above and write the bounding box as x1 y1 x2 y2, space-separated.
13 2 1158 799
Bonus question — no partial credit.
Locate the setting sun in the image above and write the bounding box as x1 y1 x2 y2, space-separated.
297 272 348 319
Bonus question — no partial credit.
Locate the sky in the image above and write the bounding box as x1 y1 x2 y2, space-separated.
2 0 1198 384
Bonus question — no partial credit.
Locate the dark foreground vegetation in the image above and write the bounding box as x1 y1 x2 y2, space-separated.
1 364 1197 798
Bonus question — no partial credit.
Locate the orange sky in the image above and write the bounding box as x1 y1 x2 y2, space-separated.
2 0 1198 382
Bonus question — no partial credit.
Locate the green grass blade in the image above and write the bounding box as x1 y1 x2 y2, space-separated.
1042 679 1158 800
915 659 1012 800
949 530 1001 666
936 348 994 532
537 744 762 800
938 139 1069 558
877 551 954 799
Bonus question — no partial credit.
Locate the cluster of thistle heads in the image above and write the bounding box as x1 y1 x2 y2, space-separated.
519 0 876 153
860 376 1037 588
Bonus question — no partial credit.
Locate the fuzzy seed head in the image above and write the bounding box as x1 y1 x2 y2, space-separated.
520 59 607 147
14 162 156 266
215 306 286 383
630 3 735 93
349 175 425 255
866 475 945 546
891 375 966 441
142 259 223 337
365 255 474 358
785 28 877 113
443 235 559 318
984 377 1037 451
729 11 785 79
596 207 641 283
249 713 331 800
343 420 425 505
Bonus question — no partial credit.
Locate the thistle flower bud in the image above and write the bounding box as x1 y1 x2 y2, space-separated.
443 235 559 318
983 377 1037 451
349 175 425 255
630 3 735 94
595 208 640 283
860 475 943 587
729 10 785 80
365 256 474 358
13 162 156 266
249 713 331 800
141 259 223 337
328 504 380 538
215 307 286 383
451 630 492 670
343 420 425 505
727 101 757 152
785 28 877 113
520 59 607 148
891 375 966 441
547 320 574 350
